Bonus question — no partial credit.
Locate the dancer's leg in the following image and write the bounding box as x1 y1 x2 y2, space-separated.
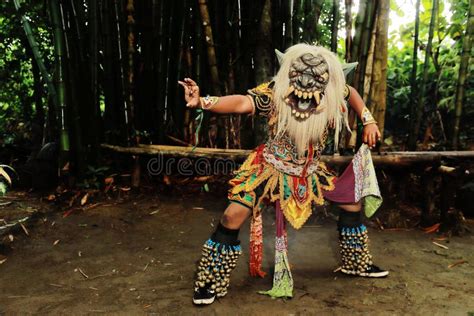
220 202 252 229
193 202 251 305
336 202 389 278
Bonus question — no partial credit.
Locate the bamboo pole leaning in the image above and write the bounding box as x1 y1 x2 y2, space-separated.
100 144 474 167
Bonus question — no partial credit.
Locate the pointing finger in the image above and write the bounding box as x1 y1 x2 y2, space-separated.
185 78 198 86
178 81 188 90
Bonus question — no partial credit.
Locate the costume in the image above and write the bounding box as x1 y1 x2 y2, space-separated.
193 44 386 305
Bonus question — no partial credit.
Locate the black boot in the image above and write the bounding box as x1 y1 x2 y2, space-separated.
338 210 388 278
193 223 242 305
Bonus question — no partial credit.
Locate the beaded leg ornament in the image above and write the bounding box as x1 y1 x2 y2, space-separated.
195 238 242 299
339 224 373 275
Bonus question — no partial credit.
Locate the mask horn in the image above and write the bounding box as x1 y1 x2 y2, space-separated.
275 49 284 66
342 62 358 77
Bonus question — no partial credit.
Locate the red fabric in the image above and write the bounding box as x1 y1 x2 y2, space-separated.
254 145 266 175
292 176 309 204
321 161 356 203
301 144 314 177
249 213 266 278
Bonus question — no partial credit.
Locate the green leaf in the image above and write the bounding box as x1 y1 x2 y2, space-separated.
422 0 433 11
0 182 6 196
390 1 405 17
364 196 383 218
0 166 12 184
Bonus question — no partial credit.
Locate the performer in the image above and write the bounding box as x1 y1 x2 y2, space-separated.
179 44 388 305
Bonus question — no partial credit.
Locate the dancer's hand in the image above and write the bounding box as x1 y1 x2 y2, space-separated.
178 78 201 108
362 123 381 148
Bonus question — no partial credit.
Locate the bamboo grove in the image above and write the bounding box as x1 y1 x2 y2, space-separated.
2 0 473 179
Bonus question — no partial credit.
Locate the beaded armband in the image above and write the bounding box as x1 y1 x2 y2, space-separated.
361 106 377 126
343 84 351 101
200 95 219 110
247 81 274 117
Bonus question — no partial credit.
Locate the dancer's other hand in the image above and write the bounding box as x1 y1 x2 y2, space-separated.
362 123 381 149
178 78 201 108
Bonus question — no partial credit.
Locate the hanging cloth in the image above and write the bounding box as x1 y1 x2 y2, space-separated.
258 201 294 298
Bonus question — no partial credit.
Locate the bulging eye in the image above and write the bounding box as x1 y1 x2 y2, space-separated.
289 71 298 78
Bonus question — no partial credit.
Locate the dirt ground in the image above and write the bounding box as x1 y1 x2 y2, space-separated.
0 191 473 315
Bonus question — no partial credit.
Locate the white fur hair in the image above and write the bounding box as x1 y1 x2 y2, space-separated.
273 44 349 156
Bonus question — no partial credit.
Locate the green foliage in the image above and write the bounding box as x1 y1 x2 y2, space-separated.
77 165 111 189
315 0 336 46
390 1 405 18
0 182 6 196
0 1 53 146
385 0 473 142
0 0 472 157
0 164 16 196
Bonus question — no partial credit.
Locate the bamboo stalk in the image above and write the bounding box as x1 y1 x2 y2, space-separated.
25 38 45 145
50 0 70 154
88 0 100 156
126 0 136 134
198 0 220 94
64 1 88 161
68 0 86 64
254 0 273 145
355 0 378 92
304 0 324 43
163 1 174 126
284 0 293 48
362 14 377 103
126 0 140 189
368 0 389 140
293 0 304 43
114 0 130 141
409 0 438 150
156 0 168 142
350 0 367 63
452 0 474 149
176 0 187 100
331 0 341 52
408 0 421 147
12 0 58 110
61 0 86 174
101 0 119 139
344 0 353 61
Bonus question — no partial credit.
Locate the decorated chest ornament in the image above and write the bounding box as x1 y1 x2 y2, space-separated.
284 53 329 120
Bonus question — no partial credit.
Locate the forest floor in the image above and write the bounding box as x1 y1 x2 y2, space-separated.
0 191 473 315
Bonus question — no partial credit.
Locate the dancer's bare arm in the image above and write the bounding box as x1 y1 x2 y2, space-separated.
347 86 381 148
178 78 253 114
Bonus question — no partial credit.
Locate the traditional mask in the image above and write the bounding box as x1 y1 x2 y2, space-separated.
283 53 329 121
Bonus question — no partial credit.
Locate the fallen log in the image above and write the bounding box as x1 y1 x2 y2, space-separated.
100 144 474 167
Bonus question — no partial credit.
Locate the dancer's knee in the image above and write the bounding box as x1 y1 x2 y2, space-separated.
220 203 251 229
220 213 234 227
338 201 362 212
